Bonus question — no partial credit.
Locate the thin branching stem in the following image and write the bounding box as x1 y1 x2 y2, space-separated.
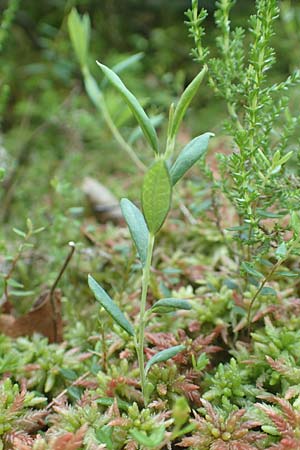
136 233 155 405
49 241 76 342
247 235 300 333
3 231 32 306
100 102 146 172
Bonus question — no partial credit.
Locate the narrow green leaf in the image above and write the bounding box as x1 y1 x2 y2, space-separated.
83 68 103 109
12 228 26 238
22 243 33 249
101 53 144 89
257 209 286 219
60 368 77 381
68 8 90 68
167 102 175 141
112 52 143 73
120 198 149 267
145 345 185 376
9 290 35 297
151 298 192 313
170 133 214 185
276 270 299 278
33 227 45 234
142 159 172 234
88 275 135 336
241 262 264 279
67 386 81 401
226 224 250 232
130 426 165 448
128 114 163 145
170 66 207 138
258 258 273 268
96 61 159 153
7 279 24 288
278 151 293 165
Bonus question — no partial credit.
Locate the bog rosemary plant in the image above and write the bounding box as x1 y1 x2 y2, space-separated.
186 0 300 327
68 10 214 402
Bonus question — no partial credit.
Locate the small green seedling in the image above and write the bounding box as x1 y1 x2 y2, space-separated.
84 42 213 404
69 5 213 404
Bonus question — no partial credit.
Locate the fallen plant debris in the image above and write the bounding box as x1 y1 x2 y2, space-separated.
82 177 123 224
0 289 63 343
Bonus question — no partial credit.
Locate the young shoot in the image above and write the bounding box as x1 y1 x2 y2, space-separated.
86 58 213 404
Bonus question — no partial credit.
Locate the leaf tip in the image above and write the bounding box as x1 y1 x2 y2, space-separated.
87 273 95 287
120 197 128 207
96 60 104 69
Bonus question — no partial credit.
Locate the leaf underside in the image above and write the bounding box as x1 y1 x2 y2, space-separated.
170 132 214 185
120 198 149 267
151 298 192 313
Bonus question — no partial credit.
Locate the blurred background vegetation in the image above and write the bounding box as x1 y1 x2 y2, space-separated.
0 0 300 317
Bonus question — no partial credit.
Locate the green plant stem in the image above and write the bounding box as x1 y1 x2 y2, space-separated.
191 1 206 62
82 66 146 172
165 103 175 160
99 321 108 373
136 233 155 404
3 231 32 306
49 241 76 342
247 235 300 332
100 102 146 172
246 261 279 334
165 135 175 161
